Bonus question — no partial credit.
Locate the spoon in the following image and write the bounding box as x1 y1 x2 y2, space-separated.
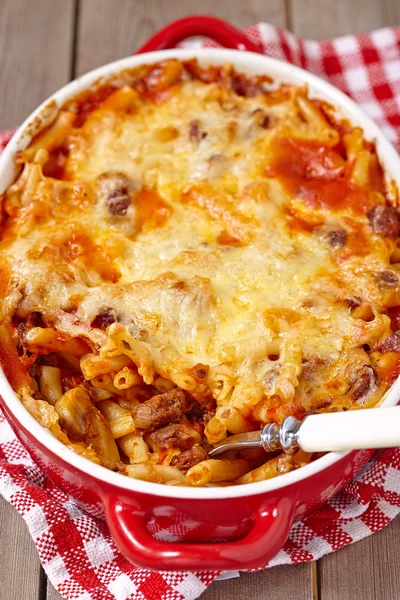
208 406 400 457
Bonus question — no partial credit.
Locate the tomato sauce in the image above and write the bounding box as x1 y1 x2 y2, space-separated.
0 265 9 298
388 307 400 332
68 85 117 127
62 233 121 282
42 147 69 180
266 138 376 215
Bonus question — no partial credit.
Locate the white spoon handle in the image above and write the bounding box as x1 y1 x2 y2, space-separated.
299 406 400 452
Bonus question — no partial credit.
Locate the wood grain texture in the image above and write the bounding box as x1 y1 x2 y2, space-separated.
76 0 286 74
0 0 75 129
319 517 400 600
387 0 400 24
289 0 390 38
200 565 314 600
0 497 43 600
46 582 63 600
0 3 75 598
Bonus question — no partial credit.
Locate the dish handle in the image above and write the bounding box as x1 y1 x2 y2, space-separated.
104 496 295 571
135 15 264 54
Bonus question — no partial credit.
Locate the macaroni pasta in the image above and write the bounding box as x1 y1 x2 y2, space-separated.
1 59 400 485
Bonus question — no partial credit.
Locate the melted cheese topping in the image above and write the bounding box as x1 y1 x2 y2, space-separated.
1 59 400 430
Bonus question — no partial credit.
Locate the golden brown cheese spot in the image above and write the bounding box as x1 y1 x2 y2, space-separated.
133 189 171 234
216 230 244 247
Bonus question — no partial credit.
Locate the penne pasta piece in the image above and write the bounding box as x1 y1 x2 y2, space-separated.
296 95 339 145
113 366 142 389
154 376 175 393
86 384 114 402
343 128 364 161
103 86 139 111
215 406 257 434
98 399 136 438
351 149 370 187
20 110 75 161
90 373 127 397
80 353 132 380
231 382 265 415
54 386 120 469
118 432 149 463
39 366 63 404
186 459 251 486
125 464 187 484
58 351 81 371
169 371 197 391
106 324 155 384
234 455 293 484
109 415 137 439
24 327 89 357
204 416 227 444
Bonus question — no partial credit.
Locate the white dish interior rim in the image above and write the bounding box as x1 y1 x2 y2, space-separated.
1 48 400 501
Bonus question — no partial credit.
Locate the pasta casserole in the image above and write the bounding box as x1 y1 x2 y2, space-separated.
0 59 400 486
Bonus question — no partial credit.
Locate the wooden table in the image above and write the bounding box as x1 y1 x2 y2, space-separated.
1 1 400 598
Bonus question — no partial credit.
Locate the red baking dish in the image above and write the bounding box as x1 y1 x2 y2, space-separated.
1 15 400 572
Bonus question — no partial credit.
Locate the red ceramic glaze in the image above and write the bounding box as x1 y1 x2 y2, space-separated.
135 15 264 54
0 15 398 572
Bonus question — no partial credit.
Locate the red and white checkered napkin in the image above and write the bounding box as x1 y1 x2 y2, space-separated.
1 22 400 600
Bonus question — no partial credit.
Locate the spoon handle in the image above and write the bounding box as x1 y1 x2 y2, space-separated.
298 406 400 452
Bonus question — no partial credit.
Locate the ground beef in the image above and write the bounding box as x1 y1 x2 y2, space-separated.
375 270 399 286
183 397 204 420
378 331 400 353
107 193 131 215
367 205 400 239
346 296 362 309
188 119 207 142
97 171 132 216
252 108 270 129
327 229 347 248
351 365 377 402
202 410 215 426
26 312 45 328
91 307 116 329
149 424 198 451
133 389 186 432
171 444 208 471
181 392 216 424
231 73 261 97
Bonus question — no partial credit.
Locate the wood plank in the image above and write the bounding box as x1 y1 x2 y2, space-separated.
319 517 400 600
0 0 75 129
387 0 400 24
0 2 75 598
0 497 43 600
46 582 63 600
200 565 314 600
76 0 286 75
289 0 390 38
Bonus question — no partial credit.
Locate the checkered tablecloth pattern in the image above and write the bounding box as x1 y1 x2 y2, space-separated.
1 22 400 600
